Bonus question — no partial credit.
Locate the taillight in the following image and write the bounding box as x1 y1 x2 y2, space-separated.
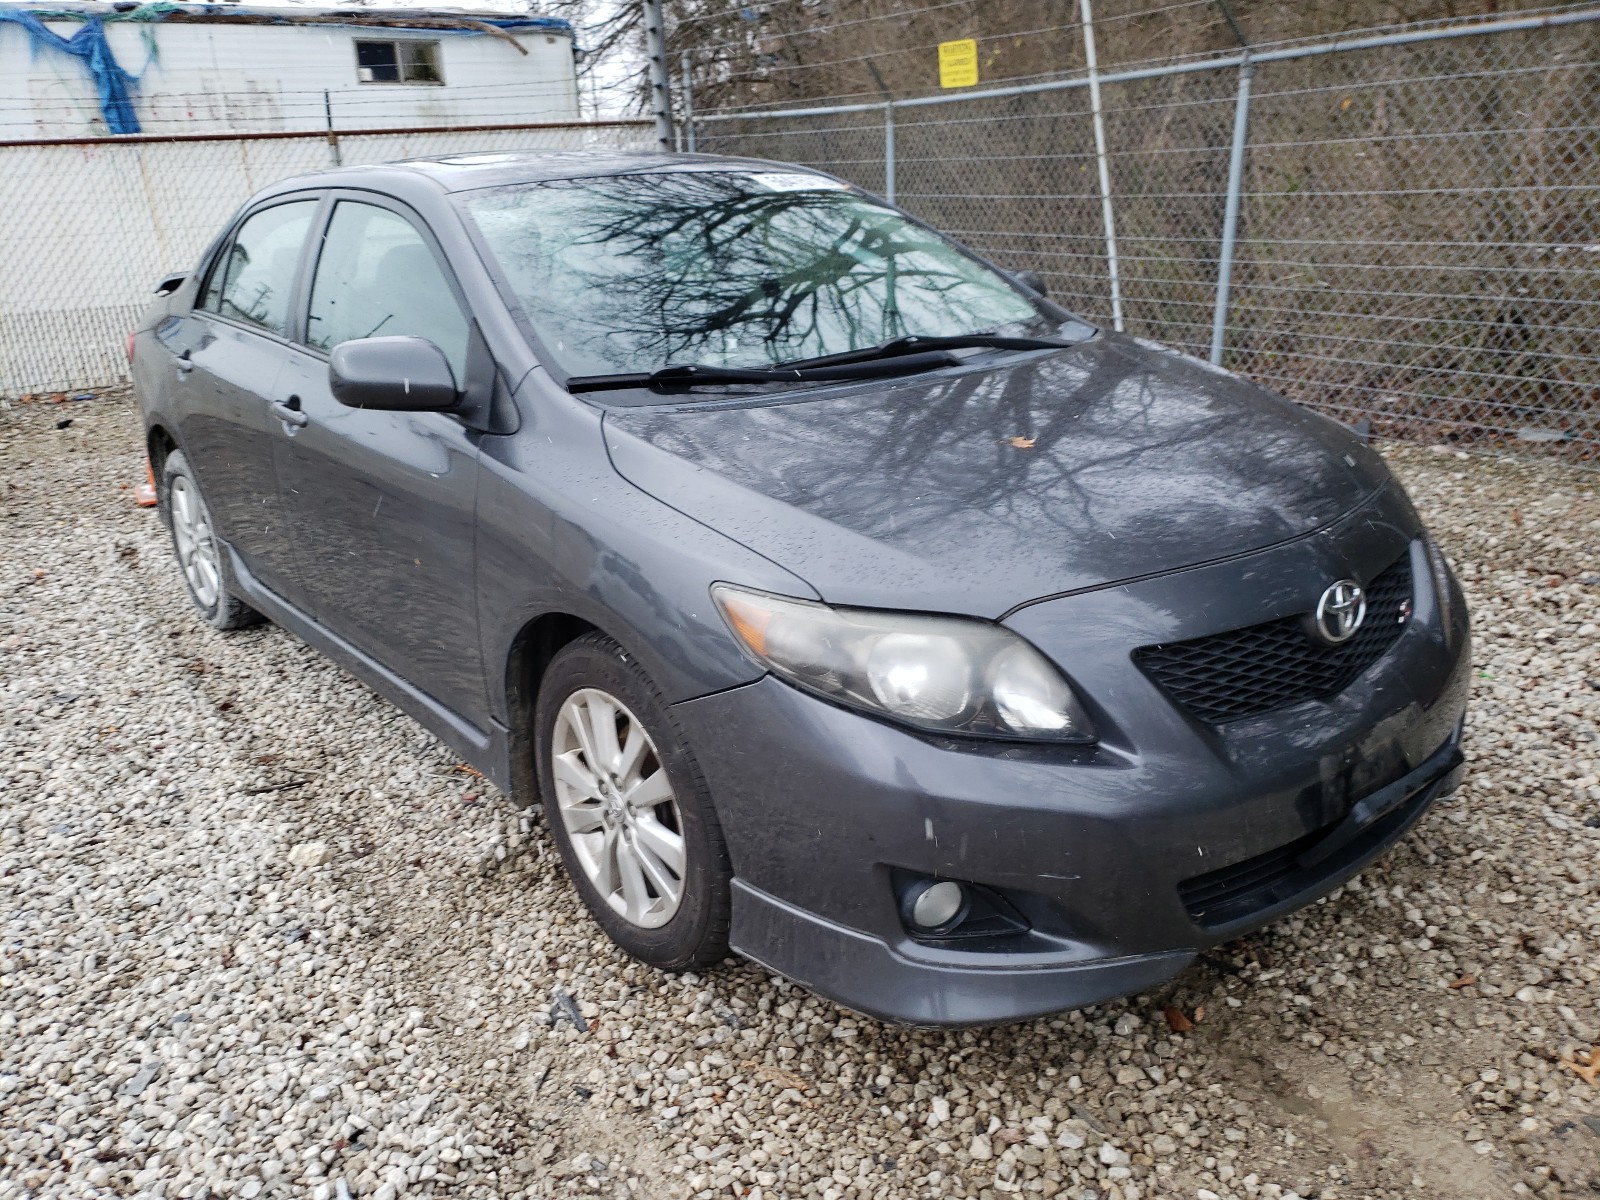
126 331 137 363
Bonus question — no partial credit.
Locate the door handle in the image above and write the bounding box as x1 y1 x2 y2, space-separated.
269 396 309 428
175 349 194 374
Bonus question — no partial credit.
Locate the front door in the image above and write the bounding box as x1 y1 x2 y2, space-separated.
159 197 320 606
272 196 488 726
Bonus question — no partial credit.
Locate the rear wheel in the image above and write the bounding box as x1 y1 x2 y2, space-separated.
535 633 731 970
161 449 262 631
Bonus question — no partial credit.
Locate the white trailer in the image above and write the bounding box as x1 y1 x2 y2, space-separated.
0 3 581 139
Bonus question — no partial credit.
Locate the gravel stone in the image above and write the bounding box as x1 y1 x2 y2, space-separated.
288 840 333 867
2 396 1596 1199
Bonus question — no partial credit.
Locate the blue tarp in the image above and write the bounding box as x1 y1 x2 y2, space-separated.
0 9 141 133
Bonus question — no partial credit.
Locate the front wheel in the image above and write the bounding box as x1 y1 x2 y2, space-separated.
534 633 731 970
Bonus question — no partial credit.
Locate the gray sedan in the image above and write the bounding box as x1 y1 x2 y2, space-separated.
130 151 1470 1026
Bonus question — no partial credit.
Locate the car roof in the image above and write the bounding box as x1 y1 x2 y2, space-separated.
255 150 812 201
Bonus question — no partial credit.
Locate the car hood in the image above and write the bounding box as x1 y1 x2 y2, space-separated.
601 334 1391 618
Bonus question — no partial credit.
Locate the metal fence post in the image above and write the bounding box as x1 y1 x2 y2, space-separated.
883 103 896 204
1079 0 1124 332
641 0 674 152
1209 57 1254 366
323 89 341 167
681 50 696 152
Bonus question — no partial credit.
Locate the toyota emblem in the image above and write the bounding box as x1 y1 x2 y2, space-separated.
1311 579 1367 645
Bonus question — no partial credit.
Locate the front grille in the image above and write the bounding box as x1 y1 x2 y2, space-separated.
1135 551 1414 724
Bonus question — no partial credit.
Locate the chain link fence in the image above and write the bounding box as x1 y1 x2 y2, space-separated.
0 118 652 399
6 5 1597 464
692 10 1600 463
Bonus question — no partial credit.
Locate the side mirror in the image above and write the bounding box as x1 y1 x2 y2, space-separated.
328 336 459 412
1012 269 1049 298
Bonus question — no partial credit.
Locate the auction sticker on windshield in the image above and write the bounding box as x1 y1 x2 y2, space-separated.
744 172 854 192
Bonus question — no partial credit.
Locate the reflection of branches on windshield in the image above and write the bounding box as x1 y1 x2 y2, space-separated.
483 173 1034 371
582 178 969 363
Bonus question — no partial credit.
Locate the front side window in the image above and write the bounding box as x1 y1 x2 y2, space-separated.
306 201 470 382
356 39 443 84
202 200 318 336
459 170 1046 378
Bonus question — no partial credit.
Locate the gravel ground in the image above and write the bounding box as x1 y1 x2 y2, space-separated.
2 392 1597 1200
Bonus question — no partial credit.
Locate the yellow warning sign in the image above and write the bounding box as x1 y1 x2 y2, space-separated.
938 38 979 89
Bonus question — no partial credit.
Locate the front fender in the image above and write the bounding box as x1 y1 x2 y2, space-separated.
475 378 816 724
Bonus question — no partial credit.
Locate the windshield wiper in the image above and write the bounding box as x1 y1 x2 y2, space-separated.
566 349 963 394
773 332 1079 371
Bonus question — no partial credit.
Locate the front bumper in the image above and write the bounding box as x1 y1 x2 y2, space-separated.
675 511 1472 1027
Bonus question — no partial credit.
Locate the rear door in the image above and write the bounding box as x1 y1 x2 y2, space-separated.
155 196 322 605
272 194 488 726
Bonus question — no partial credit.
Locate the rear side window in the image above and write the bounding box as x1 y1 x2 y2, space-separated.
306 201 470 382
202 200 318 336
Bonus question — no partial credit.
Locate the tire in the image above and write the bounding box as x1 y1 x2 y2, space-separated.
535 632 732 971
160 449 263 631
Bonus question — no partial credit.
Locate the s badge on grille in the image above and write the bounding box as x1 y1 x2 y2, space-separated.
1308 579 1367 646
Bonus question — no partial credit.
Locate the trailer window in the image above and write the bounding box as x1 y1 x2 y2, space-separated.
355 40 443 85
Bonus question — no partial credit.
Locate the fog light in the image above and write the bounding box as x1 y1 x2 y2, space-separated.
906 880 967 931
894 871 1032 942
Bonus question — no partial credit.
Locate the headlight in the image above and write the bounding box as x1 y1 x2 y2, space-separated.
712 584 1095 743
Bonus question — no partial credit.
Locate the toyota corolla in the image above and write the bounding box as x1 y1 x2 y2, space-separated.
129 151 1470 1026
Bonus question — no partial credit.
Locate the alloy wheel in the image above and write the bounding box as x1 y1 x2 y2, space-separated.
170 473 221 609
551 687 687 929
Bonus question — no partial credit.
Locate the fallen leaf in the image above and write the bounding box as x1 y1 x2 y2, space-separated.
1008 435 1036 449
1448 974 1478 989
1511 509 1523 526
457 764 484 778
1340 96 1353 111
1163 1005 1194 1033
1563 1048 1600 1087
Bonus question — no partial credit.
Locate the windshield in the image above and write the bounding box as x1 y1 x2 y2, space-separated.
460 170 1052 377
